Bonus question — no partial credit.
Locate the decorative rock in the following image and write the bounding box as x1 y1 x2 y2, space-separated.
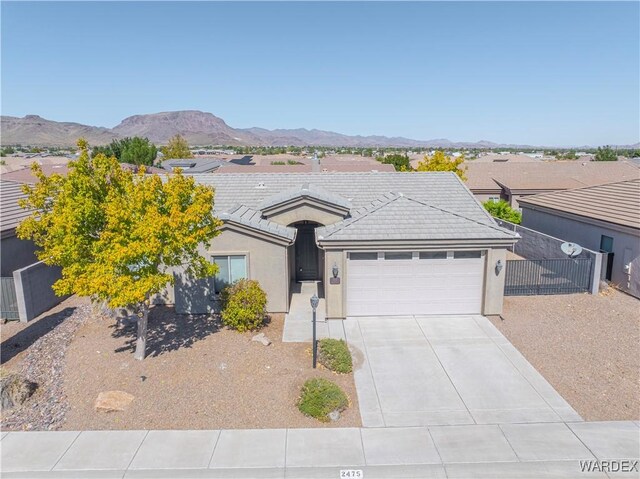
251 332 271 346
94 390 135 413
0 374 37 409
328 409 341 422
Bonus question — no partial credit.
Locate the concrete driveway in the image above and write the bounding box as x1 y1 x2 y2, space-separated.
344 315 583 427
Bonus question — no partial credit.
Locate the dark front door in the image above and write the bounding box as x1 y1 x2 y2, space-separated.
295 223 319 281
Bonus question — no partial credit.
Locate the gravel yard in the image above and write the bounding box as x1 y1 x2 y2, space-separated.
1 296 91 430
61 306 360 430
491 288 640 421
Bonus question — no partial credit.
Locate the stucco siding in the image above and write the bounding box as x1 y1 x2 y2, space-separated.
174 229 290 314
522 207 640 297
266 204 345 227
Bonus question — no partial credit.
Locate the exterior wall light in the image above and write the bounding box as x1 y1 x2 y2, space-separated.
332 263 339 279
495 259 504 275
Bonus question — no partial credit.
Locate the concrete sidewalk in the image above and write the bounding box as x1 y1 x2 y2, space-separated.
2 422 638 478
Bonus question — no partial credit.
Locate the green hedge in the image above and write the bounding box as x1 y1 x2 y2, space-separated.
220 279 267 332
297 378 348 422
318 338 353 373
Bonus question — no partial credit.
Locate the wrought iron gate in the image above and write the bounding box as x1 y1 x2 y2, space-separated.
1 277 20 320
504 259 593 296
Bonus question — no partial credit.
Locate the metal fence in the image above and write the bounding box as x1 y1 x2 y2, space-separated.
504 258 593 296
1 277 20 320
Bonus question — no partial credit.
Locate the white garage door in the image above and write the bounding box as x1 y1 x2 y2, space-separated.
346 251 485 316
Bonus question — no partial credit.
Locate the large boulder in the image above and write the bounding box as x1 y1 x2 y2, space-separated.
94 390 135 413
0 373 37 410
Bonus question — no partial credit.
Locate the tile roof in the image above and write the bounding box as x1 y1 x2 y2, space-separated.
0 180 32 235
259 183 351 211
465 161 640 191
519 179 640 230
219 205 296 241
193 172 516 242
316 193 518 242
160 158 228 173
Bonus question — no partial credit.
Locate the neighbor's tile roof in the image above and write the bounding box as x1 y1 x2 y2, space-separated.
193 172 516 241
316 192 518 242
0 180 32 234
519 179 640 230
465 161 640 191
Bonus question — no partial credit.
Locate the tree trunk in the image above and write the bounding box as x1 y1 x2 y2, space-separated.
134 302 149 360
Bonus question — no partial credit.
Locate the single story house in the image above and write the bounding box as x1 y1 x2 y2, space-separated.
519 179 640 298
465 161 639 209
173 172 519 318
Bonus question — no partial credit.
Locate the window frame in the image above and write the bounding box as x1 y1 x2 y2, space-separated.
211 253 248 293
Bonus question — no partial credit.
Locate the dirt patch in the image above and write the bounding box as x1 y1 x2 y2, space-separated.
491 289 640 421
61 306 360 430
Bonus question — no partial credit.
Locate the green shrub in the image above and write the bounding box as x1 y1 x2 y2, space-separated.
297 378 348 422
220 279 267 332
318 338 353 373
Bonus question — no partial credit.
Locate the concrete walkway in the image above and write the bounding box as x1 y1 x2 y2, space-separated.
282 282 346 342
345 315 583 428
2 422 638 478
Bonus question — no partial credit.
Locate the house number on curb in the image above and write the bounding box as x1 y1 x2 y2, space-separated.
340 470 363 478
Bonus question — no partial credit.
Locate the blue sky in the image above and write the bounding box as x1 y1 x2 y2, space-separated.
2 1 638 146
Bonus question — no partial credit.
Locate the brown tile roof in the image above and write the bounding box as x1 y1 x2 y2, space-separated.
465 161 640 191
1 162 168 184
0 180 32 235
519 179 640 230
1 164 69 183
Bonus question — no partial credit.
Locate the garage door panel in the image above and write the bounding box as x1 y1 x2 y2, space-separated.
347 253 484 316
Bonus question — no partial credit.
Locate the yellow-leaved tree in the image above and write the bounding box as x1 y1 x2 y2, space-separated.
17 139 222 360
415 151 467 180
161 134 193 159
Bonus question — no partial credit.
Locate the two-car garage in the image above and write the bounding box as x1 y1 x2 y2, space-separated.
346 251 485 316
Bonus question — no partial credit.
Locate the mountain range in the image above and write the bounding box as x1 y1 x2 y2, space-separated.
1 111 638 149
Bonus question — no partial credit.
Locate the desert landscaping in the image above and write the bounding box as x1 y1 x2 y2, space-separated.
1 297 360 431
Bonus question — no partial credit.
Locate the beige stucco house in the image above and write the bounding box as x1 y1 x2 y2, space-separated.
173 172 519 318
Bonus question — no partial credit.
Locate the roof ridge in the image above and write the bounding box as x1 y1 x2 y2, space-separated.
520 177 640 202
425 173 519 236
398 193 519 237
318 192 401 239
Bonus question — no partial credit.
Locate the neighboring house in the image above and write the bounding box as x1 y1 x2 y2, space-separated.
173 172 519 319
519 179 640 298
2 162 166 183
160 158 230 173
465 161 640 208
0 180 67 321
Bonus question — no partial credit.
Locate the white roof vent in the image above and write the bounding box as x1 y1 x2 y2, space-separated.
256 182 266 189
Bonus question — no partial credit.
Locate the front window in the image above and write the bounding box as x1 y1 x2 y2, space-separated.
212 255 247 293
